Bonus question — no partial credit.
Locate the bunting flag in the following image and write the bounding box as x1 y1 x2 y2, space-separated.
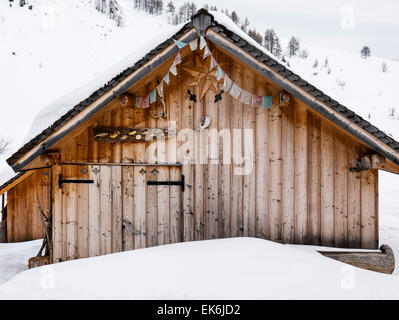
241 89 252 105
262 96 273 108
251 94 262 107
199 36 207 50
174 51 182 65
150 89 157 104
135 96 142 108
209 56 217 71
157 82 164 98
216 65 224 81
203 45 211 59
163 72 170 85
229 83 242 99
223 75 233 91
142 95 150 108
190 39 198 51
170 64 177 76
173 39 188 50
131 37 281 111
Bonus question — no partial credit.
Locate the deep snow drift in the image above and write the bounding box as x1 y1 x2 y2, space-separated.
0 240 41 285
0 238 398 300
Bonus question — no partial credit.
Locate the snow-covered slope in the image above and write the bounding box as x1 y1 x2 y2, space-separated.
0 238 398 300
0 240 41 285
287 44 399 140
0 0 174 175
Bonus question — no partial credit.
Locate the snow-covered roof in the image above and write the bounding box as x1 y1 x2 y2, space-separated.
2 9 399 190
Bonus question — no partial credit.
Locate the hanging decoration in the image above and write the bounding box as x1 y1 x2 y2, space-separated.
187 89 197 103
182 55 219 100
131 36 278 111
214 90 224 103
94 127 171 143
198 116 211 130
189 39 198 51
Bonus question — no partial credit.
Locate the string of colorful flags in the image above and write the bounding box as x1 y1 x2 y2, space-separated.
134 36 273 109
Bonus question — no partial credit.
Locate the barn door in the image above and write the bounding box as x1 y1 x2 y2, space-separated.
57 164 182 261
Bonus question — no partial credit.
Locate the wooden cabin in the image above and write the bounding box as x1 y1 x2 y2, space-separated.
1 10 399 264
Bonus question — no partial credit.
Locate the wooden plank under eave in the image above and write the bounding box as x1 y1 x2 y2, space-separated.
156 85 170 246
361 169 377 249
218 58 231 239
347 139 361 248
334 131 348 248
52 164 63 263
269 88 282 241
99 165 112 255
168 71 181 243
281 101 295 243
122 166 134 251
374 169 379 249
194 85 205 241
88 165 101 257
133 166 147 249
255 81 269 240
66 164 78 260
146 165 159 247
181 59 195 242
77 164 89 259
320 121 334 246
230 60 244 238
111 108 123 253
307 112 321 245
294 103 308 244
205 88 219 240
242 68 256 238
111 165 123 253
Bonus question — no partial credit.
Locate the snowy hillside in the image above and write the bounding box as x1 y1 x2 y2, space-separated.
287 44 399 140
0 0 398 251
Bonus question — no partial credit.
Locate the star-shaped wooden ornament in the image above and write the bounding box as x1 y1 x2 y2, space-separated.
182 53 225 101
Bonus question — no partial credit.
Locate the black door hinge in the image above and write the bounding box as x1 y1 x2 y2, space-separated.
147 175 185 192
58 174 94 189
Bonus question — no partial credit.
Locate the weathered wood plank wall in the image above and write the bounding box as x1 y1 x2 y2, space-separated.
7 168 49 242
6 45 379 257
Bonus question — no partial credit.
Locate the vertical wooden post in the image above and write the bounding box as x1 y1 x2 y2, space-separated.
52 164 63 262
0 194 6 243
294 103 308 244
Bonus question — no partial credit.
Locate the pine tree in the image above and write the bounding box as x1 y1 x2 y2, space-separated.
264 29 276 53
274 38 282 58
241 17 250 32
360 46 371 59
166 1 175 13
231 11 239 25
382 61 388 73
248 29 262 45
288 36 300 57
0 138 8 155
96 0 124 27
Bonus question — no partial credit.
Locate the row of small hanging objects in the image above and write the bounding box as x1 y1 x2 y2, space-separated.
133 36 274 110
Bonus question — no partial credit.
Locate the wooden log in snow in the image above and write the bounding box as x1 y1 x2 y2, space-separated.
318 244 395 274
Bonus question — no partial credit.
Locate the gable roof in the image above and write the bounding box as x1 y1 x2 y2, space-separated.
5 9 399 175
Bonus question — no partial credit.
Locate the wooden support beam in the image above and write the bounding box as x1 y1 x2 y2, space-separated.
0 194 6 243
318 244 395 274
372 154 399 175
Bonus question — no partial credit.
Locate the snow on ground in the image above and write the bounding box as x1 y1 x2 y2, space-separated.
0 0 399 299
0 238 399 300
0 240 41 285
